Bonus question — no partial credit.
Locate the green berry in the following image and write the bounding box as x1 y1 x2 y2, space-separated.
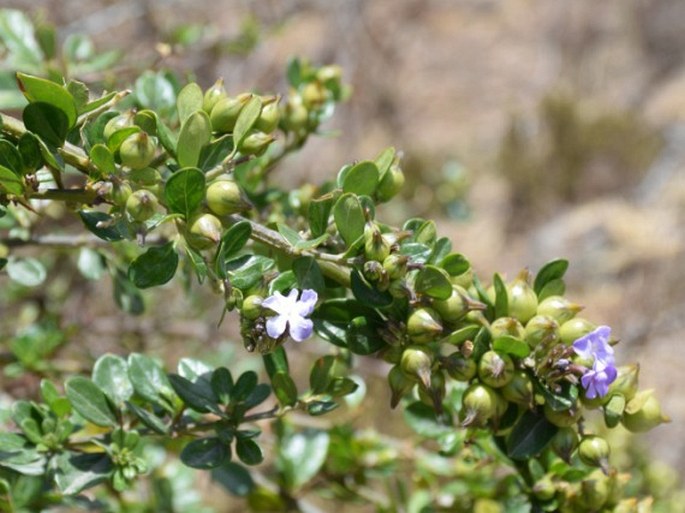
407 308 443 344
461 383 497 428
186 213 223 250
578 435 610 469
400 345 433 387
559 318 596 345
254 98 280 133
103 111 134 141
507 270 538 324
490 317 524 339
210 94 250 133
206 180 250 216
203 78 227 114
537 295 583 324
524 314 560 348
477 350 514 388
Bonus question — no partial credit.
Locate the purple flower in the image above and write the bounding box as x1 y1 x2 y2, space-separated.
580 359 618 399
572 325 618 398
572 325 614 365
262 289 318 342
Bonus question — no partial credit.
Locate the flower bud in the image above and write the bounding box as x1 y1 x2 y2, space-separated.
186 213 223 250
490 317 524 339
210 93 251 133
533 475 557 501
559 317 596 346
302 81 326 109
281 94 309 132
461 383 497 428
433 285 484 323
578 435 610 470
254 98 280 133
383 254 408 280
104 111 135 141
388 364 415 409
544 402 581 428
550 427 578 463
501 370 533 405
477 350 514 388
524 314 560 349
206 180 251 216
376 164 405 203
363 260 385 283
241 295 263 321
400 345 433 388
507 270 538 324
537 295 584 324
443 352 476 381
608 364 639 401
119 132 157 170
622 389 670 433
125 189 158 222
578 469 610 510
111 182 132 207
364 223 391 262
238 131 275 156
418 370 446 411
407 308 443 344
202 78 227 114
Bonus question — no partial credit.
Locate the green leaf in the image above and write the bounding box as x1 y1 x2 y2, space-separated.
65 377 117 427
77 247 106 281
403 401 452 439
22 102 69 147
17 132 43 173
350 269 392 307
181 438 230 469
185 245 208 283
177 83 203 124
439 252 468 275
263 347 289 378
346 315 385 355
440 324 481 346
231 371 258 403
493 336 530 358
493 273 508 319
6 258 46 287
126 402 168 434
127 353 175 411
333 193 365 247
106 126 140 152
414 220 437 245
66 80 89 114
604 394 625 429
309 356 335 394
277 429 329 492
225 254 275 290
217 220 252 268
134 71 176 116
233 96 262 148
178 358 214 381
177 110 212 168
92 354 133 407
0 165 23 195
538 278 565 301
415 265 452 300
342 161 379 196
307 400 338 416
374 146 395 176
534 259 569 295
0 10 43 71
165 167 206 218
211 463 255 497
169 374 219 414
292 256 325 293
81 91 117 115
128 242 179 289
16 72 77 127
113 269 144 315
271 372 298 407
89 143 116 175
533 379 577 412
506 410 558 460
211 367 234 405
79 210 126 241
198 134 234 171
54 452 112 495
236 438 263 466
0 140 23 174
308 195 334 237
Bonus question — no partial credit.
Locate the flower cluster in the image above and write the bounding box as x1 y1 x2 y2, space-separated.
572 326 617 399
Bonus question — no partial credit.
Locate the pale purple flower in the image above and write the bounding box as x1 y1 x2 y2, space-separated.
572 325 618 398
262 289 318 342
572 326 614 365
580 359 618 399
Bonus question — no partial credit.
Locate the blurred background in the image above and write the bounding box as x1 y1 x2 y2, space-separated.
2 0 685 508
